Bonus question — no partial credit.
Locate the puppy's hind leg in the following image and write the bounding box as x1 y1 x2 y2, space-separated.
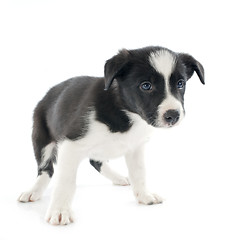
18 103 55 203
18 172 51 203
18 143 56 202
90 160 130 186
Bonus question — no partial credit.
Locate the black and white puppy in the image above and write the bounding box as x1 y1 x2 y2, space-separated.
18 46 205 225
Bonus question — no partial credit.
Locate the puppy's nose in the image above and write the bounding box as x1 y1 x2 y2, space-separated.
163 110 180 125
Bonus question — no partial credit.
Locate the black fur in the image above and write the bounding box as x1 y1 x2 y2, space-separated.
32 100 54 177
31 46 204 178
95 82 132 133
89 160 103 172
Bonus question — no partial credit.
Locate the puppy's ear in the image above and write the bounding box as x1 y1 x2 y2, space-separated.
104 49 130 90
179 54 205 85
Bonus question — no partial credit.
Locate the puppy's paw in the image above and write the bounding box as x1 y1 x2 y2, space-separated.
113 176 130 186
46 207 74 225
136 192 163 205
18 190 41 203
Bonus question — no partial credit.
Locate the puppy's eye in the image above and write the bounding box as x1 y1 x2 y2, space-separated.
140 82 152 91
177 79 185 89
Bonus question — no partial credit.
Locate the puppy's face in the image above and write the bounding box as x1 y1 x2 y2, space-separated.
104 47 204 128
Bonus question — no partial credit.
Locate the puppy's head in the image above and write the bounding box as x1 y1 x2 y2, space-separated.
104 46 204 128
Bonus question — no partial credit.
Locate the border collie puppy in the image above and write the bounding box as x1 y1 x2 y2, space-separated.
18 46 204 225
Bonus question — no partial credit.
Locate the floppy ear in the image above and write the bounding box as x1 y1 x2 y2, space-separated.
179 54 205 84
104 49 130 90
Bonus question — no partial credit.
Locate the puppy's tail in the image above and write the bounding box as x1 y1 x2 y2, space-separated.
32 101 56 177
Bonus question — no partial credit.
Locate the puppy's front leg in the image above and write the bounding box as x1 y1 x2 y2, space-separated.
125 145 163 205
45 141 82 225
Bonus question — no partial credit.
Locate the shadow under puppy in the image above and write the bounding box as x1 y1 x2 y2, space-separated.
18 46 205 225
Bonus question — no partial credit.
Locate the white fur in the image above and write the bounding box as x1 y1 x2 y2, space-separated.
100 161 130 186
40 142 56 169
18 143 55 204
149 50 176 80
157 94 184 127
45 111 159 224
18 172 51 202
85 111 154 161
149 50 184 127
46 140 82 225
125 145 163 204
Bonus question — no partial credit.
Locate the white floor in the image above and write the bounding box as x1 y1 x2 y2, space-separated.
1 0 237 239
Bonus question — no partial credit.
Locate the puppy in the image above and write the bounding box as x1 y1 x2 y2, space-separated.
18 46 205 225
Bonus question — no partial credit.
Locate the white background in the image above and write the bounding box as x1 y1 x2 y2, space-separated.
0 0 236 239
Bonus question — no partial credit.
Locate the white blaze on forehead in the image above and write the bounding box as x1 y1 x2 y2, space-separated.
149 50 177 80
149 50 184 127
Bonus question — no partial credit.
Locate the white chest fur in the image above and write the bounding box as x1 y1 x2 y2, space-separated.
64 111 154 161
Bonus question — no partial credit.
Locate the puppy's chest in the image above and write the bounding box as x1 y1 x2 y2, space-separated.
80 112 154 160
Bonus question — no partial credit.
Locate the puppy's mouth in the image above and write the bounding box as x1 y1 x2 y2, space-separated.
151 121 178 128
156 121 180 128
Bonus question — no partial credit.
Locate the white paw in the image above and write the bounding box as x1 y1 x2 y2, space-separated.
136 192 163 205
46 207 74 225
18 190 41 203
113 177 130 186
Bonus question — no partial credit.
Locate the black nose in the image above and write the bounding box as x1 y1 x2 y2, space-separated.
163 110 180 125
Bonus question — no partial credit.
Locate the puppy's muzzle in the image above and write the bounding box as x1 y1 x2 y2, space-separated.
163 110 180 126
